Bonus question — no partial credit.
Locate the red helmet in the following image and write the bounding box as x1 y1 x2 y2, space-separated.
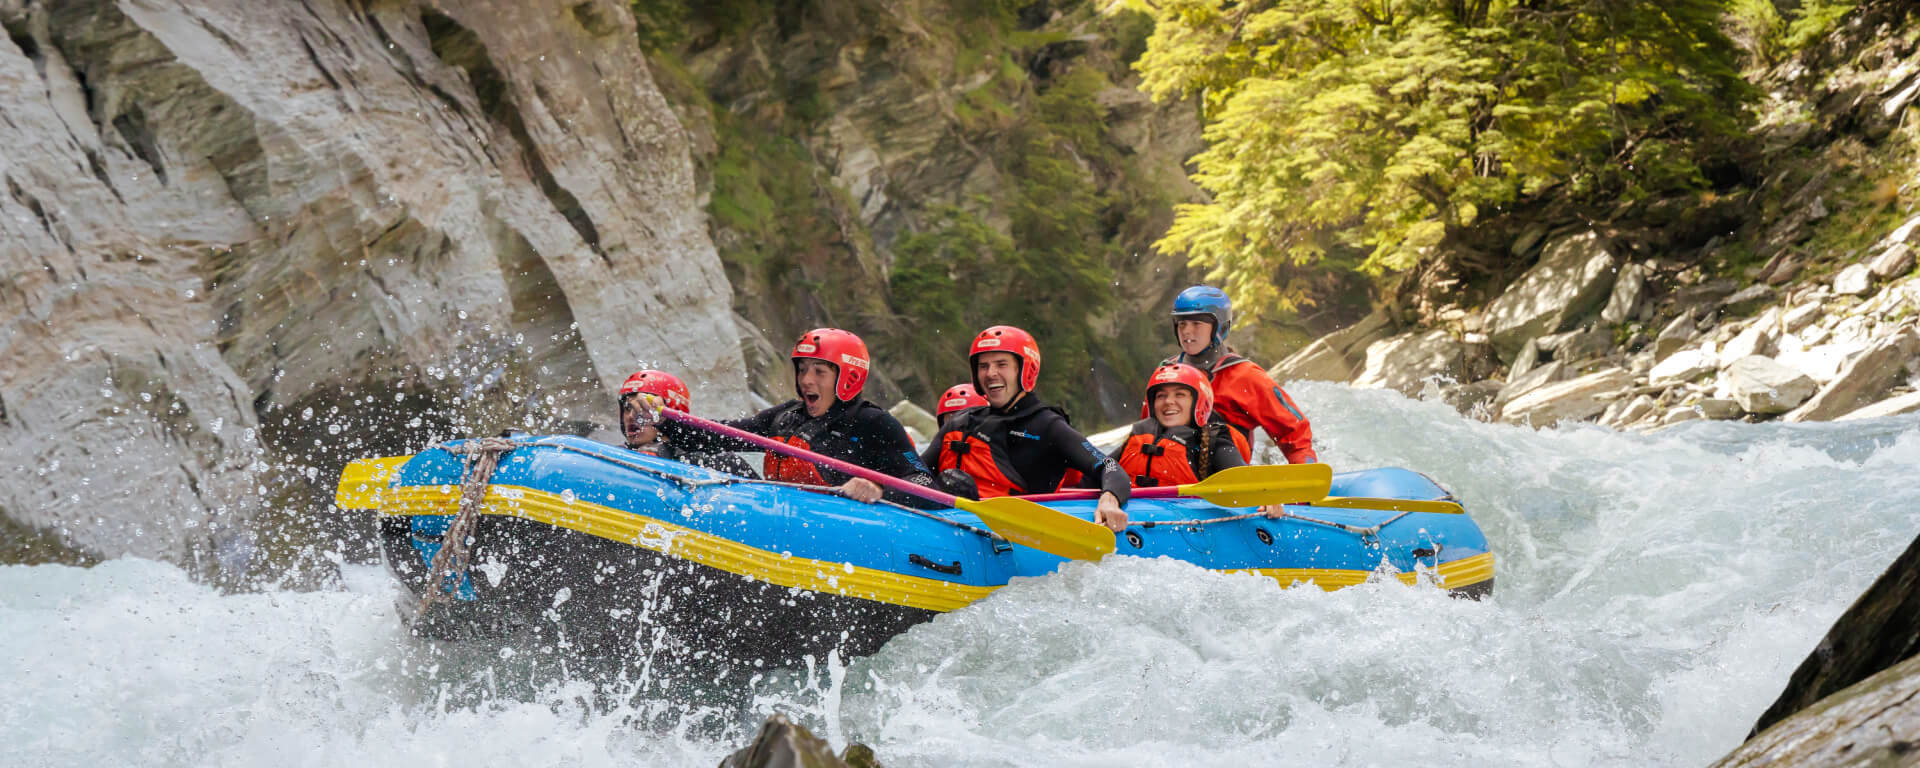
1143 363 1214 426
936 383 989 416
619 369 691 412
969 325 1041 393
791 328 869 402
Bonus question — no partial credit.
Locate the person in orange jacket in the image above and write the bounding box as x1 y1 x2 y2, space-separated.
1112 363 1247 487
1160 286 1318 464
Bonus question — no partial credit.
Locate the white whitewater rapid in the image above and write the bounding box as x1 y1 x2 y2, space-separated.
6 382 1918 767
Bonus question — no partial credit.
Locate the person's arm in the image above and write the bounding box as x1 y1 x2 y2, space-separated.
1207 424 1247 474
859 410 947 509
1223 366 1318 464
1046 417 1130 510
655 403 783 454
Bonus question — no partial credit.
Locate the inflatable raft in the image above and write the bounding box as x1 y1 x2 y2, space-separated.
337 434 1493 666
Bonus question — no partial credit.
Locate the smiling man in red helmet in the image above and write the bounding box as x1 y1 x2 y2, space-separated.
637 328 937 505
616 369 757 478
923 326 1131 531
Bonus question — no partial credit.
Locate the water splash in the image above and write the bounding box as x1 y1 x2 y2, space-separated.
4 383 1917 766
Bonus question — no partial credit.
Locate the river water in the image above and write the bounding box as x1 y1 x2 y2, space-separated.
6 382 1918 767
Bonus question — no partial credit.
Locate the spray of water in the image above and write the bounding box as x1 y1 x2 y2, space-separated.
5 383 1916 767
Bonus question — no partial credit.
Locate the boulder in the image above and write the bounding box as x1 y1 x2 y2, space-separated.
1649 348 1719 387
1868 242 1914 278
1717 309 1780 367
721 714 880 768
889 400 939 440
1612 394 1656 427
1834 263 1874 296
1483 232 1620 362
1782 300 1823 333
1600 262 1648 325
1534 327 1614 364
1714 653 1920 767
1660 406 1703 427
1723 356 1818 414
1491 360 1570 413
1696 398 1743 420
1718 284 1775 317
1654 314 1698 361
1777 339 1875 385
1837 390 1920 421
1735 531 1920 747
1783 331 1918 422
1270 309 1397 384
1498 367 1633 426
1434 380 1503 418
1351 330 1477 395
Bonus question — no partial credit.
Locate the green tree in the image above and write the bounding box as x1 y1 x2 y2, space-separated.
1132 0 1754 319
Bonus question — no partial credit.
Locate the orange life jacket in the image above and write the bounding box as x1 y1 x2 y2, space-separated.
1116 423 1201 487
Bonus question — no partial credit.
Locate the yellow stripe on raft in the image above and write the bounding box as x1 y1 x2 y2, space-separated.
335 455 412 510
376 483 1495 612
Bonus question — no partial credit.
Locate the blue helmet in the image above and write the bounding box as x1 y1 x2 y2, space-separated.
1172 285 1232 349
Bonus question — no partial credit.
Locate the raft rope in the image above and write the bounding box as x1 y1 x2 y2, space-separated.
1141 508 1416 539
523 438 1007 542
414 436 516 620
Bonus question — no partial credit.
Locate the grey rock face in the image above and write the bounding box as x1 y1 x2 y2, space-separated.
0 0 746 565
1833 263 1874 295
1784 331 1918 422
1723 356 1819 414
1497 367 1632 426
1269 309 1397 385
1351 329 1475 395
1483 232 1620 362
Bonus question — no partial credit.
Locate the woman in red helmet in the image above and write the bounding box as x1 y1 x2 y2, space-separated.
923 326 1132 531
933 383 988 429
640 329 937 505
617 370 757 478
1111 364 1248 487
1163 285 1317 464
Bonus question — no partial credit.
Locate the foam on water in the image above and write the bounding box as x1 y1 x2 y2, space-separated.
6 383 1919 767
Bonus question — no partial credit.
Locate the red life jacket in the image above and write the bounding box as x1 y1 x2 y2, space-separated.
936 432 1024 498
764 435 827 483
1116 422 1201 487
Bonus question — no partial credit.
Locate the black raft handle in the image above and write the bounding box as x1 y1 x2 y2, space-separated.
908 553 963 575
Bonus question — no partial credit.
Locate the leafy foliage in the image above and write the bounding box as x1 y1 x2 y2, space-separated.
1133 0 1756 320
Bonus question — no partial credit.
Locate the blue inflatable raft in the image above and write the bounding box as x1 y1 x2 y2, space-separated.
337 434 1493 666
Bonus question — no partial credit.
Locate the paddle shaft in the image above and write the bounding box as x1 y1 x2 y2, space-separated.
659 408 961 507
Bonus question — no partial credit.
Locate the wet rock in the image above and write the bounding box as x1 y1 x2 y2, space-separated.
1352 330 1479 395
1498 367 1632 426
1868 242 1914 278
1534 327 1614 364
1612 394 1656 427
1650 348 1719 387
1270 309 1397 384
889 400 938 440
1659 405 1703 427
0 0 747 563
1491 360 1570 414
1740 532 1920 742
1834 263 1875 296
720 714 880 768
1484 231 1621 362
1838 390 1920 420
1784 331 1918 422
1716 652 1920 767
1600 262 1648 326
1434 380 1503 418
1778 339 1875 384
1723 356 1818 414
1696 398 1743 420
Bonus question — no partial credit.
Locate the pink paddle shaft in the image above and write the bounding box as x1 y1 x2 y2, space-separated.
659 408 961 507
1023 487 1181 502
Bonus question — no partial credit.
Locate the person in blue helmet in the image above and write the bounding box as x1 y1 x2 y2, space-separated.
1159 285 1318 464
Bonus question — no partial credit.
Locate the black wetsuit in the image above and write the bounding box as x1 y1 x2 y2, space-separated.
661 398 940 508
923 395 1131 504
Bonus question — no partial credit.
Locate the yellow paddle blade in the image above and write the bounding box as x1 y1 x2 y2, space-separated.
958 496 1115 561
1180 463 1333 507
334 455 412 510
1312 496 1464 514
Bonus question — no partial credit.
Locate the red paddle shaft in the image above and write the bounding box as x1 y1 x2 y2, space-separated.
659 408 961 507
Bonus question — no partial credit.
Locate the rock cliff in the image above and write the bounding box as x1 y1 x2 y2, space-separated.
0 0 745 569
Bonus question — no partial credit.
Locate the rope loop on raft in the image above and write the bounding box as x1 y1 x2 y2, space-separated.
415 437 517 620
1139 508 1414 539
